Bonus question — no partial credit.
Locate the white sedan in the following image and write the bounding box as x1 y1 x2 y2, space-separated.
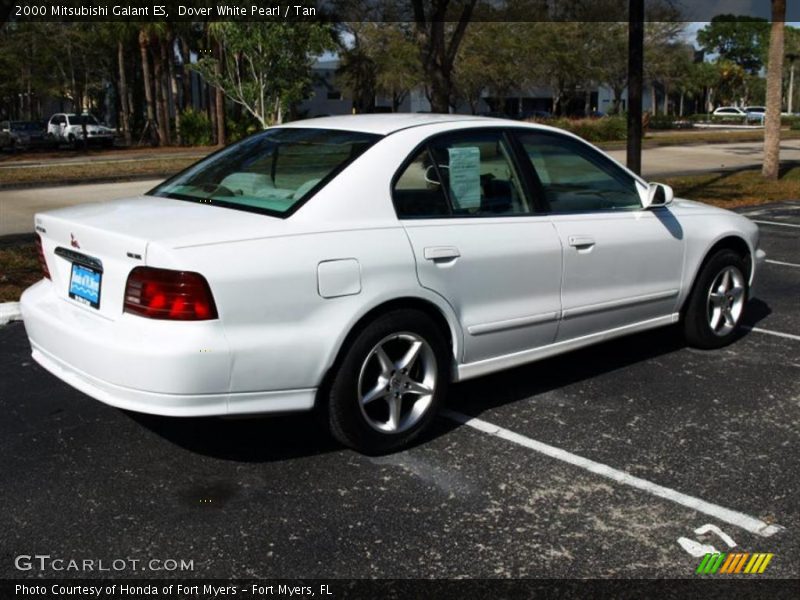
21 114 765 453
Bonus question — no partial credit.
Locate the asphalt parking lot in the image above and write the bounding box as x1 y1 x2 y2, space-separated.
0 203 798 581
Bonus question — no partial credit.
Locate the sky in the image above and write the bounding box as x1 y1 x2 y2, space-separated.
679 0 800 21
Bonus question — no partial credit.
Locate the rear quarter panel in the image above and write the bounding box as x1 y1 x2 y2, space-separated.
172 227 460 394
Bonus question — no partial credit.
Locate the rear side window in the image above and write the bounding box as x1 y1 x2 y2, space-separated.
393 148 451 218
149 128 380 217
393 130 530 218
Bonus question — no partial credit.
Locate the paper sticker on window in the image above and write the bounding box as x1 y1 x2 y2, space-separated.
448 147 481 209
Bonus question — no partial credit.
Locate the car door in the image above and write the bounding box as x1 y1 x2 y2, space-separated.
513 130 685 342
393 129 563 365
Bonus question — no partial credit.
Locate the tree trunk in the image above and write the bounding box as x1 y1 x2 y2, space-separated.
153 54 167 145
138 29 157 145
214 39 225 146
117 40 132 146
156 38 171 145
429 69 451 113
180 38 192 110
651 84 658 115
166 34 181 146
208 84 217 144
762 1 785 180
679 92 685 117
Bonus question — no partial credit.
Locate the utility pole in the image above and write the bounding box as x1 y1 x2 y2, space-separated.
627 0 644 175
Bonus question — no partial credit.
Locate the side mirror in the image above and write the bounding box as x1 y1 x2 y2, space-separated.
643 182 674 209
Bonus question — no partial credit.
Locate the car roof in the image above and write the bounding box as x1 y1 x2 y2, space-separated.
277 113 510 135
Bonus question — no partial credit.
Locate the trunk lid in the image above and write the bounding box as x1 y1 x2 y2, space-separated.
35 195 288 321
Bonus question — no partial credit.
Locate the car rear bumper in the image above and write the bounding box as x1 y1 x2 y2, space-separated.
20 280 315 417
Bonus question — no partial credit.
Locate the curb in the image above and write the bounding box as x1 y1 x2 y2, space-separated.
0 302 22 326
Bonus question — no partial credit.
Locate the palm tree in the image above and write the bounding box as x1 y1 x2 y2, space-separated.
138 26 158 145
762 0 786 180
205 21 227 145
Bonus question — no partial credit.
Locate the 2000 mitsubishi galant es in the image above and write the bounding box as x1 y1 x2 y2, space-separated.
21 114 766 453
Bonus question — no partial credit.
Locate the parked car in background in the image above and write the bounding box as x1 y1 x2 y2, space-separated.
47 113 115 148
22 114 765 454
744 106 766 123
712 107 747 119
0 120 50 151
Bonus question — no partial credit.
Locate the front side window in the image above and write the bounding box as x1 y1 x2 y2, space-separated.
393 130 530 218
150 128 379 217
516 132 642 213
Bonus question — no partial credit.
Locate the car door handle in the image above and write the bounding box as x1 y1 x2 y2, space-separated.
424 246 461 261
568 235 596 249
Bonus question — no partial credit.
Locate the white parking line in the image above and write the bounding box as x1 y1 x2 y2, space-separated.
765 259 800 268
743 326 800 342
752 220 800 228
441 409 784 538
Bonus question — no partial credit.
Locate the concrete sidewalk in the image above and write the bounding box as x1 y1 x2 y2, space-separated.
0 179 161 236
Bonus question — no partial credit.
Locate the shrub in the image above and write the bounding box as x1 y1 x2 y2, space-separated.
782 115 800 128
646 114 695 130
710 114 747 124
226 116 262 143
546 116 627 142
179 108 212 146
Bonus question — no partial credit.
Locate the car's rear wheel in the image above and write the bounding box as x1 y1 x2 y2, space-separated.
683 249 749 349
326 309 449 454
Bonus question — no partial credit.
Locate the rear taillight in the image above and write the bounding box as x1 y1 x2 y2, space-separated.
34 233 50 280
124 267 218 321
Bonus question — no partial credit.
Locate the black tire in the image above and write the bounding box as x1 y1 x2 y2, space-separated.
683 249 749 349
325 309 449 454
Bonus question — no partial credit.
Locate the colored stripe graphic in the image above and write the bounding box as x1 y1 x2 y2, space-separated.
700 553 774 575
697 553 726 574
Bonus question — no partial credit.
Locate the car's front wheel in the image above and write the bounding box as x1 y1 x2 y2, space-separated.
683 249 749 349
325 309 449 454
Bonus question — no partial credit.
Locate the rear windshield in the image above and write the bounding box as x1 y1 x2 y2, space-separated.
149 128 380 217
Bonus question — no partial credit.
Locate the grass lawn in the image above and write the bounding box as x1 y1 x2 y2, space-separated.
664 165 800 209
0 157 198 186
0 240 39 302
597 128 800 151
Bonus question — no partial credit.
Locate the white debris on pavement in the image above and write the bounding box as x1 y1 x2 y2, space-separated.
0 302 22 326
